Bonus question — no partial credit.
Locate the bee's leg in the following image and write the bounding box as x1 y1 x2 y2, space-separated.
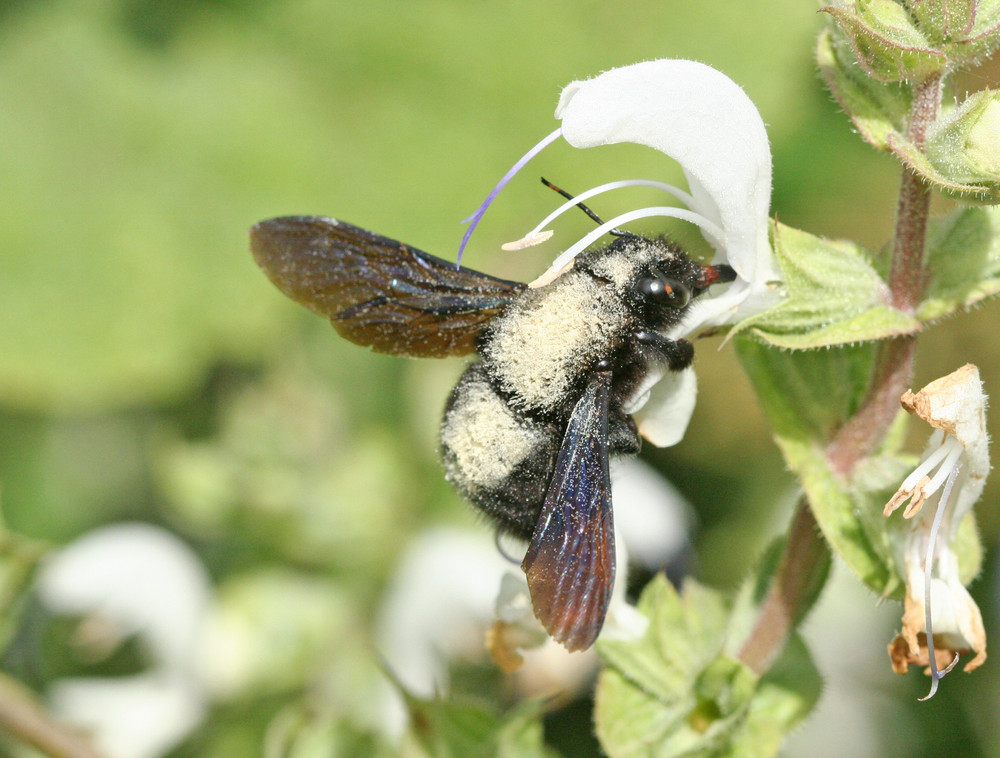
634 330 694 372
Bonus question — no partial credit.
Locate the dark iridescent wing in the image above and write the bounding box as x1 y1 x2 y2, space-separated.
521 370 615 651
250 216 526 358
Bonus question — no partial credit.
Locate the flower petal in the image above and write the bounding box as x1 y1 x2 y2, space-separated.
899 363 989 522
627 365 698 448
556 59 780 330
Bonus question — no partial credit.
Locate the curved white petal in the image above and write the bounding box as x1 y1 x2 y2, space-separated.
631 366 698 448
556 59 780 331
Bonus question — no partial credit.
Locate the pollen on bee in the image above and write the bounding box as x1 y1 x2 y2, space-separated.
484 274 626 412
440 379 538 490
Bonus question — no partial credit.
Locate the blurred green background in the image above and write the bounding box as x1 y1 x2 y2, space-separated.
1 0 998 756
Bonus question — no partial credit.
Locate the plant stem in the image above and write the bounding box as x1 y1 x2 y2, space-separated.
827 71 943 476
737 499 830 675
0 672 104 758
738 71 944 673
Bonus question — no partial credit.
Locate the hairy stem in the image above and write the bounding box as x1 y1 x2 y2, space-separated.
738 71 944 672
827 71 942 475
0 672 103 758
737 499 830 675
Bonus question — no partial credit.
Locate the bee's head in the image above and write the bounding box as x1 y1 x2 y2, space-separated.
607 236 731 314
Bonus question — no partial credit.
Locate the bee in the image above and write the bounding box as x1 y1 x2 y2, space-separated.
250 202 734 652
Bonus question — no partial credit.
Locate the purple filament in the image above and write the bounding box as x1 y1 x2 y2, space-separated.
456 127 563 267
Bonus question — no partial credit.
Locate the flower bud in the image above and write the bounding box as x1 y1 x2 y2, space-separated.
823 0 947 81
904 0 1000 65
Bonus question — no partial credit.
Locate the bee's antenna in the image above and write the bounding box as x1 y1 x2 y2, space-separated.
540 178 630 236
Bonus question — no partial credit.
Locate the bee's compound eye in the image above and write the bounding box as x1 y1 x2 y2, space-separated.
636 277 691 309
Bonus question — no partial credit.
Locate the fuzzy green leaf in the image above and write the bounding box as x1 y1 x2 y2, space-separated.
920 205 1000 319
887 132 1000 201
595 574 822 758
735 339 902 597
817 27 912 151
735 222 919 348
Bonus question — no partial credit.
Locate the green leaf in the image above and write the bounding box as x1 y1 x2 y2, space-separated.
822 0 947 82
735 222 919 349
816 27 912 151
735 339 903 597
595 577 754 758
886 132 1000 201
734 338 876 441
920 205 1000 320
402 695 557 758
595 574 823 758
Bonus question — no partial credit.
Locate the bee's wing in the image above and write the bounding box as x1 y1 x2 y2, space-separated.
250 216 526 358
521 370 615 652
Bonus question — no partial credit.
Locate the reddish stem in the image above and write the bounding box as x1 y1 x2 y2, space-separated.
737 71 944 673
827 71 942 475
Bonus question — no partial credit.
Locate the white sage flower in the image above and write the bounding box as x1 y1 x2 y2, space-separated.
375 458 692 731
460 59 780 446
36 523 213 758
883 364 989 696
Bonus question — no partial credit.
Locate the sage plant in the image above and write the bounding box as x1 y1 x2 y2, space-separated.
443 1 1000 753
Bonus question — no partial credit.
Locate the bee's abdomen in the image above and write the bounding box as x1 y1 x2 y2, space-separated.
439 363 561 540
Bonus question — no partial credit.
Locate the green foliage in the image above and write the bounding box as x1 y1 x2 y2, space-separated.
735 222 919 348
822 0 947 82
817 27 912 151
399 697 558 758
921 205 1000 319
736 340 901 596
594 575 821 758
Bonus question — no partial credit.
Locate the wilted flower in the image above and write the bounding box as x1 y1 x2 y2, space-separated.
883 364 989 697
459 59 780 446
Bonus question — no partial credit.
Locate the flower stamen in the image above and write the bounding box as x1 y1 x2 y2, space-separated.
529 206 725 288
457 127 563 266
884 432 964 518
918 463 962 701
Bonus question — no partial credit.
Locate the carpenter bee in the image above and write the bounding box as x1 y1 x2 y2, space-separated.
250 201 734 652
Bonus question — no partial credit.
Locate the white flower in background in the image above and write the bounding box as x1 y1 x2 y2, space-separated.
375 458 692 734
460 59 780 446
883 364 989 697
36 523 213 758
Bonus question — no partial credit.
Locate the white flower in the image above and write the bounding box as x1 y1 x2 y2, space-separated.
374 459 692 731
36 523 213 758
460 59 779 446
883 364 989 695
